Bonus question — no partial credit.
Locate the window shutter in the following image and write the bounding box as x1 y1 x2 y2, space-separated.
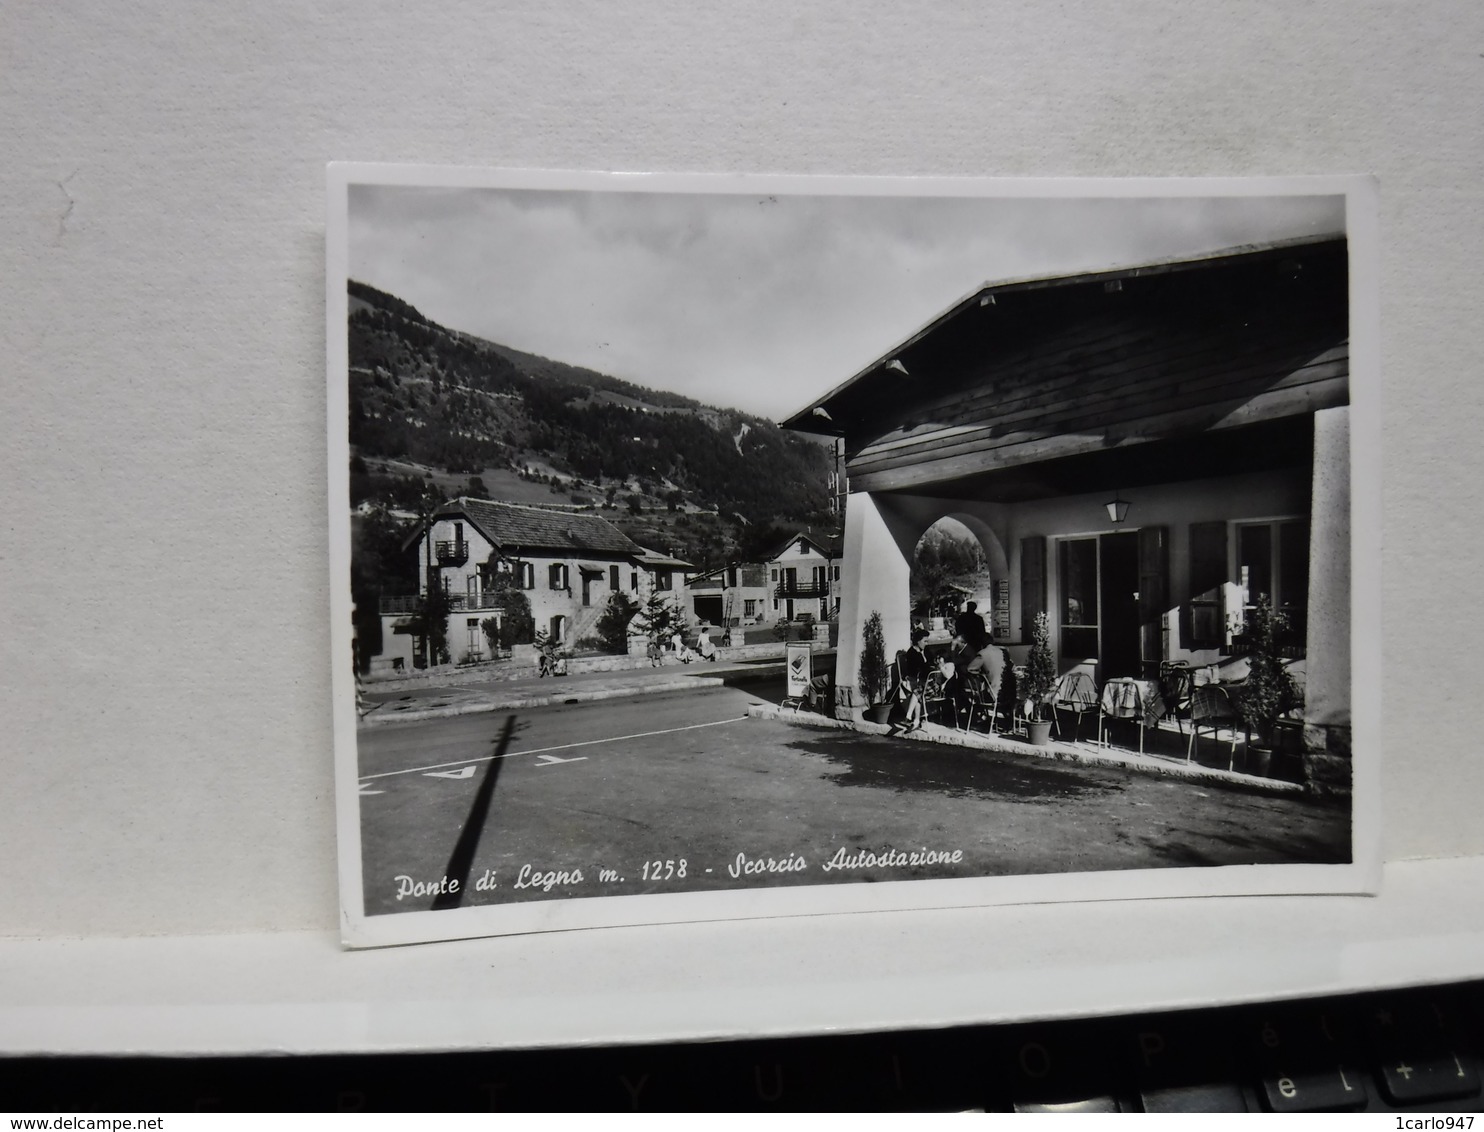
1020 536 1046 641
1137 525 1169 666
1185 522 1227 650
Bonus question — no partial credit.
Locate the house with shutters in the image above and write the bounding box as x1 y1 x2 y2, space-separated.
780 235 1352 768
766 532 842 624
373 498 665 671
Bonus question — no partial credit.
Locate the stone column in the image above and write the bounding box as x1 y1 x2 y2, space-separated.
1303 405 1351 794
834 492 912 721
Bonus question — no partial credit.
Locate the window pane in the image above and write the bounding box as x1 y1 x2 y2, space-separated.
1279 521 1309 613
1238 524 1273 607
1060 539 1097 628
1062 626 1099 660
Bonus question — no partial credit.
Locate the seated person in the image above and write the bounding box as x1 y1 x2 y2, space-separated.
941 634 974 710
944 633 1008 719
805 672 833 713
966 637 1007 699
895 627 931 730
696 628 718 661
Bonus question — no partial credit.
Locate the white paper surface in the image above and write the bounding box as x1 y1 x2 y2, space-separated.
1 0 1481 1047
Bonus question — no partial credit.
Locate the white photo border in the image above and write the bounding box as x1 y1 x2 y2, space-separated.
328 166 1381 950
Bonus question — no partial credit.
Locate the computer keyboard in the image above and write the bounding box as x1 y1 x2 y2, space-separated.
5 979 1481 1112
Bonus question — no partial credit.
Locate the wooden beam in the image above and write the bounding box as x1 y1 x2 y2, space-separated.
850 357 1348 477
846 378 1348 494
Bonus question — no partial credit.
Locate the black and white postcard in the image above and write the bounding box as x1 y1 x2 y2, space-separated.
328 168 1380 948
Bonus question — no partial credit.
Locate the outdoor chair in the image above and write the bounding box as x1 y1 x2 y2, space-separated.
891 652 929 730
960 670 999 735
1187 682 1243 767
923 668 951 726
1049 670 1099 741
1157 660 1196 734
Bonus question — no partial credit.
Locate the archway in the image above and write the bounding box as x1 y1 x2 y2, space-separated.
835 495 1012 721
911 515 994 627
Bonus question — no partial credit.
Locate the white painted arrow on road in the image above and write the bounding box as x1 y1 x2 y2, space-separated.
358 782 384 795
424 765 478 780
534 754 588 766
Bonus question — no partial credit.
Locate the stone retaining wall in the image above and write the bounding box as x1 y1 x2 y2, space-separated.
1303 722 1353 798
364 642 810 694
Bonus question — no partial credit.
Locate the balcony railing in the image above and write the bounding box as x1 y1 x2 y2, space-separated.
380 591 507 615
435 539 469 564
775 580 830 599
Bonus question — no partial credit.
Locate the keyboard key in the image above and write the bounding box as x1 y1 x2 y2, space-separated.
1250 1006 1350 1062
1378 1052 1482 1106
1367 1000 1451 1053
1141 1082 1249 1113
1014 1097 1120 1113
1260 1065 1368 1112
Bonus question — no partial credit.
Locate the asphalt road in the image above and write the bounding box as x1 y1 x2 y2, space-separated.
355 680 1350 917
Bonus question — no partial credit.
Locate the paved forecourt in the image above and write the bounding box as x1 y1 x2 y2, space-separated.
355 683 1350 917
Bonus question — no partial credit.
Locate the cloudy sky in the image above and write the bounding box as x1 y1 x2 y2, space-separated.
347 182 1344 420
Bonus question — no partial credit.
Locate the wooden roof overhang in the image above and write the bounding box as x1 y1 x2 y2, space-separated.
781 236 1349 501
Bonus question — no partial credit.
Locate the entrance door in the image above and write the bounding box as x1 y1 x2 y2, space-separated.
1099 532 1141 678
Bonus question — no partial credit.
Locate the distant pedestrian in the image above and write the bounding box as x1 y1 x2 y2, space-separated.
697 627 718 661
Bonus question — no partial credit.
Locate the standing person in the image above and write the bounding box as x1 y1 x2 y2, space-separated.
954 601 989 652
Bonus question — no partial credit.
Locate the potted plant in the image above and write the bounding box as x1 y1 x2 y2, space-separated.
1233 595 1302 777
859 609 893 724
1021 611 1057 745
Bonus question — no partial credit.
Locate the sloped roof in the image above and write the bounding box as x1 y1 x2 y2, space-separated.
438 497 644 556
766 531 841 561
634 546 695 570
780 233 1348 436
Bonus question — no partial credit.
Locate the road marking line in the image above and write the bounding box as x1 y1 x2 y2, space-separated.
534 753 588 766
358 715 750 781
424 766 478 780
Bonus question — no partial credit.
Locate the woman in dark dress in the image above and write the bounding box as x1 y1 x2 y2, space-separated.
896 627 932 731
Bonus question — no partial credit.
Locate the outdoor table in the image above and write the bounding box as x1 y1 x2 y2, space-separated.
1099 676 1163 754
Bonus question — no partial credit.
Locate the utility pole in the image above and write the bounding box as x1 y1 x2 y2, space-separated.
829 437 848 518
421 492 436 668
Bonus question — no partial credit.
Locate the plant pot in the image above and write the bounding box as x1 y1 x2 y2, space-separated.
1272 749 1304 784
1025 719 1053 746
864 703 894 725
1245 745 1274 778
